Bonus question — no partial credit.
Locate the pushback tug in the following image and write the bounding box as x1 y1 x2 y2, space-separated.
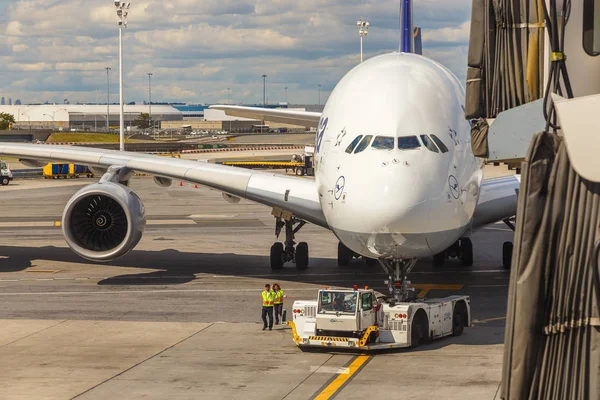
288 285 470 350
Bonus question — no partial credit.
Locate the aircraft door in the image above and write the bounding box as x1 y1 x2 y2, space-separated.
359 292 376 331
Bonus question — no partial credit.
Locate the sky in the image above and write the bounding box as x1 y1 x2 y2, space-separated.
0 0 472 105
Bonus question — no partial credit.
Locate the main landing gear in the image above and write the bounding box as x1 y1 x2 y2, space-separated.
502 218 515 270
270 210 308 270
378 258 418 302
433 237 473 267
337 242 378 267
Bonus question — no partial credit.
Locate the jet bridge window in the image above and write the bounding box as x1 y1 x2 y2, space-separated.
583 0 600 56
420 135 440 153
371 136 395 150
397 136 421 150
345 135 363 153
354 135 374 153
430 134 449 153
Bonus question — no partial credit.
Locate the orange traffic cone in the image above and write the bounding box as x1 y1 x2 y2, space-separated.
194 184 198 188
179 181 183 186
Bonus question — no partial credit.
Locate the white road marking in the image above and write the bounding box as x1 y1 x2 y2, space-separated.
310 366 350 375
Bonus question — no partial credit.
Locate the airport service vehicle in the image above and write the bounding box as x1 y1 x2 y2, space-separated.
0 160 12 185
289 287 470 350
0 1 519 298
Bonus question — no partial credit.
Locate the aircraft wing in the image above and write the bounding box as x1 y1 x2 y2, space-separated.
0 143 328 228
471 175 521 230
209 105 321 128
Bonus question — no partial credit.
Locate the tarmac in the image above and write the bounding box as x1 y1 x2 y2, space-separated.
0 162 515 400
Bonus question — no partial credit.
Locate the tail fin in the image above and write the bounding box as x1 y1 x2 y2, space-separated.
413 27 422 55
399 0 414 52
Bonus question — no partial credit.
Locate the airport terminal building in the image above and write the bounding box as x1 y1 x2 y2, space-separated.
0 104 183 130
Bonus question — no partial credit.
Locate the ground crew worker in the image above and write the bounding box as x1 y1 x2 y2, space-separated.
261 283 275 330
273 283 287 325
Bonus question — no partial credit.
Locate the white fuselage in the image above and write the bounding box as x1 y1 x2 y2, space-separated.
314 53 483 260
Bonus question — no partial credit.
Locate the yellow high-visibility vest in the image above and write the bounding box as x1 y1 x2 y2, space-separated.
274 289 284 305
262 290 275 307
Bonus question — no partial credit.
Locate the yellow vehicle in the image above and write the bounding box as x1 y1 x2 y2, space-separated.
43 163 94 179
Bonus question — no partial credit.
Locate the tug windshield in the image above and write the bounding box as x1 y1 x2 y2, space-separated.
318 291 358 315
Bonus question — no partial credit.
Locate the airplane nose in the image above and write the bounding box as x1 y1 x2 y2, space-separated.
325 167 433 258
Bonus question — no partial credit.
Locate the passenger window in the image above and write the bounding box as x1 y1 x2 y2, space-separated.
354 135 373 153
583 0 600 56
398 136 421 150
361 292 373 311
420 135 439 153
371 136 394 150
345 135 363 153
430 134 449 153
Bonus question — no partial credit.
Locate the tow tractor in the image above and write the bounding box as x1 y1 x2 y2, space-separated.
288 285 470 350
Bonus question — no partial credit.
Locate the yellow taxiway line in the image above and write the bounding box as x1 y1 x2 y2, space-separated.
312 355 372 399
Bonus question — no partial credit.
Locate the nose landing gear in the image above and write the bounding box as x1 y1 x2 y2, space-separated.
270 209 308 270
433 237 473 267
377 258 417 302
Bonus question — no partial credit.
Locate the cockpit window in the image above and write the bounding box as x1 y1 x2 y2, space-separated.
354 135 373 153
345 135 363 154
420 135 439 153
430 134 449 153
371 136 394 150
397 136 421 150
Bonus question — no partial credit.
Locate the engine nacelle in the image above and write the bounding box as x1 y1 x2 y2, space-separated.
62 182 146 262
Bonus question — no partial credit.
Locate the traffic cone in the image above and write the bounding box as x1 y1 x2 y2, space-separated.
179 181 183 186
194 184 198 188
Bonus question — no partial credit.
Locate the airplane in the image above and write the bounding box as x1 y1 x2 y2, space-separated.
0 0 519 301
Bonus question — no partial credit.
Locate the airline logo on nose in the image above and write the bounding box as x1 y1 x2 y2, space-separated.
334 176 345 200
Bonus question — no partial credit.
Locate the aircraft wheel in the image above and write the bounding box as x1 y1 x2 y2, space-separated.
296 242 309 270
460 238 473 266
337 242 352 267
503 242 513 270
364 257 377 267
433 251 446 266
452 301 467 336
270 242 284 270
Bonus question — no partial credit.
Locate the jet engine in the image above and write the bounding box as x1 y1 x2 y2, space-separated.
62 182 146 262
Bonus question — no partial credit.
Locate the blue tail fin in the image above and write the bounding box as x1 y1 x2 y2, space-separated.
413 26 422 55
400 0 414 53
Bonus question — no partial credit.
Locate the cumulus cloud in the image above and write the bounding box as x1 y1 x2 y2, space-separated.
0 0 472 104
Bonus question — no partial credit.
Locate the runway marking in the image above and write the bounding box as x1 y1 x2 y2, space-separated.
311 355 372 400
409 284 464 299
472 316 507 324
26 269 61 274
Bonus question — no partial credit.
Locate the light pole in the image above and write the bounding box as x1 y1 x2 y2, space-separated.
317 84 322 105
148 72 153 130
285 86 288 104
357 19 370 63
262 74 267 107
114 1 130 152
227 88 231 133
105 67 111 132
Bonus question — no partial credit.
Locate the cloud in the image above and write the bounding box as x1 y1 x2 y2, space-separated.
0 0 472 105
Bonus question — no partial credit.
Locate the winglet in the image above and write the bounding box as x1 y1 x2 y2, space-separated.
400 0 414 53
413 26 422 55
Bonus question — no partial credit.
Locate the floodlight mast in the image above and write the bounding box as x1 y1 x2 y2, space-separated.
115 1 130 151
357 19 370 63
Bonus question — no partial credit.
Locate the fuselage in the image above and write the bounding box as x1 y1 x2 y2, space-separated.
315 53 483 260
